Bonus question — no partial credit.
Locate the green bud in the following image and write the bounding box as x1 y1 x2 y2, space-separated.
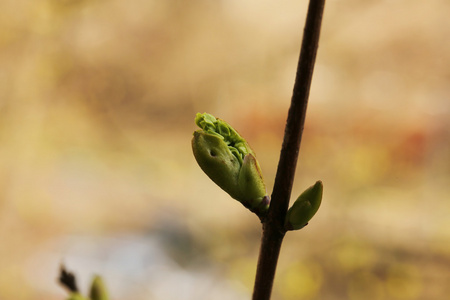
89 276 109 300
285 181 323 230
192 113 269 215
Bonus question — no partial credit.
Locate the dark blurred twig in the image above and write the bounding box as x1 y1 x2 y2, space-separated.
252 0 326 299
59 264 79 293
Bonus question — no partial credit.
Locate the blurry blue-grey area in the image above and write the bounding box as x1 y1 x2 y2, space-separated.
0 0 449 300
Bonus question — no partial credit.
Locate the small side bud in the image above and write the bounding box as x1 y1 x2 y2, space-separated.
89 275 109 300
285 181 323 230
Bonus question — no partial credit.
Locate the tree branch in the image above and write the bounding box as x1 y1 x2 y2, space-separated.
252 0 326 299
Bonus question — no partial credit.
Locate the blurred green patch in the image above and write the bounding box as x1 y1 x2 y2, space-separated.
279 261 323 300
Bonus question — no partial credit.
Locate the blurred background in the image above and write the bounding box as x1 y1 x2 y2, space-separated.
0 0 449 299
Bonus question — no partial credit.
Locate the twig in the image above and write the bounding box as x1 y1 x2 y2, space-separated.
59 264 79 293
251 0 326 299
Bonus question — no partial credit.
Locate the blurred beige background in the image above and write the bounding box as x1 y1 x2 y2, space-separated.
0 0 449 299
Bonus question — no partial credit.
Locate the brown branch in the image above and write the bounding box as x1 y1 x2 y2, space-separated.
251 0 326 299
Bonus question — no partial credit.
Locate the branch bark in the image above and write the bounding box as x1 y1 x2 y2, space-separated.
252 0 326 299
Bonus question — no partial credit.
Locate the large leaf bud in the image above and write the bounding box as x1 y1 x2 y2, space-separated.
192 113 269 215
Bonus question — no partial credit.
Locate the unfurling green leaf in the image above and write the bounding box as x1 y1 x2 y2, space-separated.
89 276 109 300
192 113 269 216
285 181 323 230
